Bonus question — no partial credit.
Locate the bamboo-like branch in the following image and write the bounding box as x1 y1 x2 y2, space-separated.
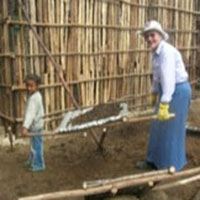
153 174 200 191
18 167 200 200
83 167 175 189
123 113 176 123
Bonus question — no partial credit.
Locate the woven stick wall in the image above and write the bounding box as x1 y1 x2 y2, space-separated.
0 0 200 132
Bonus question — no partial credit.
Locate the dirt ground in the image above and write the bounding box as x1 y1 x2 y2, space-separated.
188 90 200 127
1 95 200 200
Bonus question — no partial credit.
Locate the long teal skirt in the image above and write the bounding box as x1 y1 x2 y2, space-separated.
147 81 191 171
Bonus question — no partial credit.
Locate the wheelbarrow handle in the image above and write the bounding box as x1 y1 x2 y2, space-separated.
123 113 175 123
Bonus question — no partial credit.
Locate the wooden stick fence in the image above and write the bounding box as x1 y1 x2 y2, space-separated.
0 0 199 132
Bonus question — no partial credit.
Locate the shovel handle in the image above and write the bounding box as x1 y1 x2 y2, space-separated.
123 113 175 123
20 131 57 138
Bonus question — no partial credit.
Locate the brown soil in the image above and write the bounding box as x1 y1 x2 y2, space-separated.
187 98 200 127
1 100 200 200
71 103 120 125
193 88 200 99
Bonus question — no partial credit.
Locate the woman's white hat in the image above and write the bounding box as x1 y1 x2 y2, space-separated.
139 20 169 41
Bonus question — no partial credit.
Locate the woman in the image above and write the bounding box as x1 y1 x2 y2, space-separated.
139 21 191 171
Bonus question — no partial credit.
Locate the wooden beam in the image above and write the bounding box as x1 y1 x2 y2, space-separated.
18 167 200 200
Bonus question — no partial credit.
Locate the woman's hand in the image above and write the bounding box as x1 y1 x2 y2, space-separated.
158 103 170 121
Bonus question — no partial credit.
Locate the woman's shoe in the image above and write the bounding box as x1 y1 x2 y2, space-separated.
28 167 45 172
22 161 31 168
136 161 157 170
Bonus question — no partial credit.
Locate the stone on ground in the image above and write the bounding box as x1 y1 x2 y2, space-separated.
141 191 168 200
104 195 139 200
192 190 200 200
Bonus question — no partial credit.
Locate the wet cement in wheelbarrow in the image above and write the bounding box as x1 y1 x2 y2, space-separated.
71 103 121 125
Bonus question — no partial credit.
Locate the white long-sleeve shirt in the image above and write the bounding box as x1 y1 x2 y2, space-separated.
152 40 188 103
23 91 44 131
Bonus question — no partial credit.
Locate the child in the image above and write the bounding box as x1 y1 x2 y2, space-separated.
22 74 45 172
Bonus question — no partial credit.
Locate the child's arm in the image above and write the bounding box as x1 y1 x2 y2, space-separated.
22 127 29 136
22 97 38 136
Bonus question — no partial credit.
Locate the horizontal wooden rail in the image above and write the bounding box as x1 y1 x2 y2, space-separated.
99 0 200 18
11 72 152 91
9 0 200 17
116 1 200 15
0 66 196 90
7 20 143 29
0 84 12 88
0 47 198 58
0 112 15 123
0 49 151 58
5 20 200 34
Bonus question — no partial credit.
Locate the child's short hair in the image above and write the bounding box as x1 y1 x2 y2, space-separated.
24 74 42 85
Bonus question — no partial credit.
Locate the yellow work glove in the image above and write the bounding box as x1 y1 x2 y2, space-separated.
151 93 158 107
158 103 170 121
